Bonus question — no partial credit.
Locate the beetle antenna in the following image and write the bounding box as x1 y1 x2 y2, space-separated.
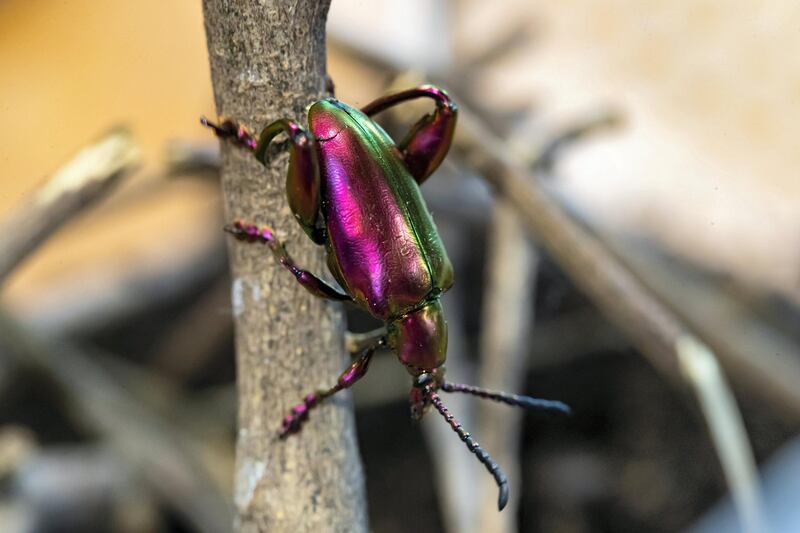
441 382 571 415
425 385 510 511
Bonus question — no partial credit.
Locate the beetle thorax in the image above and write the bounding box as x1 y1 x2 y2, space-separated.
387 300 447 375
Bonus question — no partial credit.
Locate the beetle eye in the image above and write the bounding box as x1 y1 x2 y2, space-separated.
414 373 433 388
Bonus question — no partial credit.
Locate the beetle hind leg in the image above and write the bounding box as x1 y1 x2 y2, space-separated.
225 220 350 301
361 85 458 184
279 340 382 438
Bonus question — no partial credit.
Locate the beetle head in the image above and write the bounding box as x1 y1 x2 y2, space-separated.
408 369 444 420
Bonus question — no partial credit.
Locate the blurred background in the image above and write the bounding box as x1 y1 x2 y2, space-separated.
1 0 799 532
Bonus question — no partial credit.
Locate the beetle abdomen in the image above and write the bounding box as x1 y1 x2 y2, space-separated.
309 99 453 319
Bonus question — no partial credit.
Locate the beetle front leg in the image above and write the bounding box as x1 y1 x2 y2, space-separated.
280 340 382 438
203 117 325 244
200 117 258 151
226 220 351 301
361 85 458 184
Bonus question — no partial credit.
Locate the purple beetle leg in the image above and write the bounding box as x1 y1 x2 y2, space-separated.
280 340 382 438
254 120 324 243
200 117 258 151
361 85 458 184
203 116 324 243
415 376 510 511
440 382 571 415
345 327 388 354
225 220 350 301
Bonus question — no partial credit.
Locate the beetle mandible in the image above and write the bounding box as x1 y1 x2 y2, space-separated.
202 85 569 511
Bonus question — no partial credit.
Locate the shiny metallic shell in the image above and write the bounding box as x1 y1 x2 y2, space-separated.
308 98 454 319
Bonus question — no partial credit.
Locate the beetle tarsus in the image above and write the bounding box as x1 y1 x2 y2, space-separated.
278 343 379 438
497 480 509 511
279 392 319 439
200 116 257 151
224 219 275 242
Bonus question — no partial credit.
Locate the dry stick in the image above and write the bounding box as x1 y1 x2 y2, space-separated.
0 128 229 529
472 115 621 533
475 202 536 533
613 240 800 420
201 2 368 532
452 108 767 533
165 139 222 177
16 235 227 336
0 128 140 285
0 310 232 533
150 276 233 383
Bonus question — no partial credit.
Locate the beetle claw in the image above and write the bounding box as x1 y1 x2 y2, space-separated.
200 116 257 150
224 220 277 244
278 392 321 439
497 481 509 511
278 411 305 439
200 116 232 137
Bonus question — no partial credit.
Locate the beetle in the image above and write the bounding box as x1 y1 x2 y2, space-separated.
202 85 569 511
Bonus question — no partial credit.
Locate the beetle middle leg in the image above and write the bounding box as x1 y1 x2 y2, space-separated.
280 339 383 438
361 85 458 184
345 327 388 354
225 220 350 301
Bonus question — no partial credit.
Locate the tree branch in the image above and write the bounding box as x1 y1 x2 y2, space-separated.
452 108 767 533
0 311 232 533
0 128 139 286
201 2 368 532
475 202 536 533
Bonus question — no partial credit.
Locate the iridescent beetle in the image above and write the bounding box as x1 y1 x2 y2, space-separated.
203 85 569 510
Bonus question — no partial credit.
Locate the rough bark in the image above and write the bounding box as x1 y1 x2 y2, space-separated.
201 3 368 532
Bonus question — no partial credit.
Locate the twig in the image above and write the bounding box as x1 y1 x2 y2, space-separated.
15 239 227 336
529 112 623 174
0 128 140 285
0 310 232 533
149 276 233 384
165 139 221 177
471 108 620 533
452 107 767 533
610 240 800 421
475 201 536 533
